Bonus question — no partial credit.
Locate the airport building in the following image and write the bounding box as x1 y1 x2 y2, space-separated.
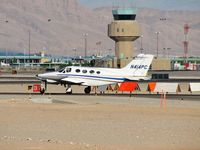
108 8 141 68
171 57 200 70
0 55 42 66
95 56 200 71
151 58 172 71
0 53 98 71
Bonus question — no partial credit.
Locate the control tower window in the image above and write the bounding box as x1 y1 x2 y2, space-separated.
114 15 136 20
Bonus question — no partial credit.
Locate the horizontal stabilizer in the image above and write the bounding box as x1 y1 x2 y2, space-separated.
125 76 151 81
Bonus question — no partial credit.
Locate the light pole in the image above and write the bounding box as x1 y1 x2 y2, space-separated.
73 48 77 58
27 18 51 65
28 30 31 64
5 20 8 64
167 48 171 58
83 33 88 57
163 48 166 57
155 31 160 58
108 48 112 56
1 19 9 63
24 48 26 65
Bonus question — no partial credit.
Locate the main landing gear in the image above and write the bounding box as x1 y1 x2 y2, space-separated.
84 86 91 94
66 84 72 94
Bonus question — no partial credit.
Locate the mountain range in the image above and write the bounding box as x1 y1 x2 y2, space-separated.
0 0 199 57
80 0 200 11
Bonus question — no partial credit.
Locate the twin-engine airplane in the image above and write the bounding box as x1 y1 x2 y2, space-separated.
36 54 154 94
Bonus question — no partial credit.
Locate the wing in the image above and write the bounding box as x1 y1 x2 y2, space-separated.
61 77 114 86
46 79 59 84
61 77 84 84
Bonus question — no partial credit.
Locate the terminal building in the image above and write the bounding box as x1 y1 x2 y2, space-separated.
0 55 42 65
0 53 96 69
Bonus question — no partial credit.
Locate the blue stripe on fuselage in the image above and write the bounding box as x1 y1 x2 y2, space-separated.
57 74 125 81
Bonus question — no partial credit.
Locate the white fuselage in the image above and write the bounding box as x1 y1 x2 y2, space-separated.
38 66 133 86
37 54 154 87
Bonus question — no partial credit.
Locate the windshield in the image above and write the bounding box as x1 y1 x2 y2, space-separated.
58 67 72 73
66 68 71 73
58 68 65 73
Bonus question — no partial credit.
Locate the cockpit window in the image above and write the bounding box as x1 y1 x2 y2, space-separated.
58 68 65 73
66 68 72 73
59 68 71 73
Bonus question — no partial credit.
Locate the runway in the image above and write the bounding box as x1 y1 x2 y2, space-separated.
0 72 200 84
0 92 199 101
0 75 199 101
0 83 200 150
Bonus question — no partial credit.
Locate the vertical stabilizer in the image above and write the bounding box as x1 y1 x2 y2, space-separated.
122 54 154 76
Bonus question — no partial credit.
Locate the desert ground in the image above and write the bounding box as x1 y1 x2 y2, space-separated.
0 85 200 150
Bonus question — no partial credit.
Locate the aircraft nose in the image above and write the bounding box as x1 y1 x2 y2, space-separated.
36 74 42 78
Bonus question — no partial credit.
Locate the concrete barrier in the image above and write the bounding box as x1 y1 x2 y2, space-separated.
189 83 200 92
154 83 181 93
98 85 107 93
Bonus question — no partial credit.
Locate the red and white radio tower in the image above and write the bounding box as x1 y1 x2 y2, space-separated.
183 23 189 62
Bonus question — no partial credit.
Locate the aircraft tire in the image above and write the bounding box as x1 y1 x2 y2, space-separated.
84 86 91 94
40 88 45 94
66 88 72 94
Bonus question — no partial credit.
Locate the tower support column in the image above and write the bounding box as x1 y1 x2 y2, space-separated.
116 41 133 59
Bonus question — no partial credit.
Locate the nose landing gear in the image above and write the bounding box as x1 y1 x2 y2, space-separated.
40 81 47 94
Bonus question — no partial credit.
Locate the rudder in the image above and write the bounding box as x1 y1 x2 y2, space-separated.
122 54 154 77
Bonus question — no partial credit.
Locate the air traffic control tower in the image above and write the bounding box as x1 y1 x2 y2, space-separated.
108 8 141 68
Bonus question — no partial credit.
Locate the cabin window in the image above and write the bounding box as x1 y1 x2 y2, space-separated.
89 70 95 74
76 69 80 73
96 71 100 74
82 70 87 73
66 68 71 73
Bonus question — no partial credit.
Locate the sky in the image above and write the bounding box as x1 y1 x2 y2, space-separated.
79 0 200 11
